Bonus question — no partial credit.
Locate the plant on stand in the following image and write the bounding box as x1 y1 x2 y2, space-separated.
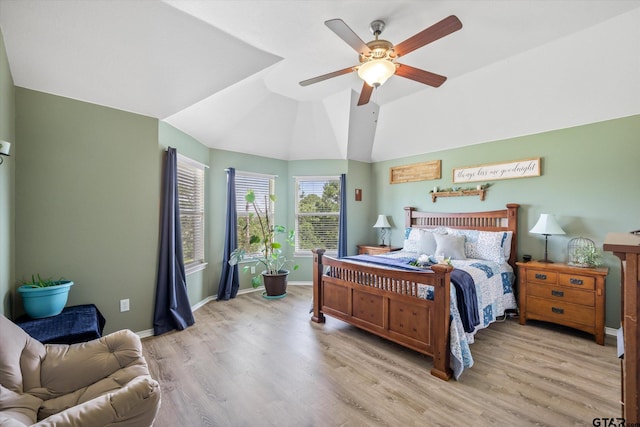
229 190 298 298
17 274 74 318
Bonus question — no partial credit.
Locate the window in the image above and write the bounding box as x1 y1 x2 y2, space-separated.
235 172 275 256
177 154 206 273
295 176 340 255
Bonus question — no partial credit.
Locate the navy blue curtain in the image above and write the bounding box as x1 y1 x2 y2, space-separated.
217 168 240 300
338 173 347 258
153 147 195 336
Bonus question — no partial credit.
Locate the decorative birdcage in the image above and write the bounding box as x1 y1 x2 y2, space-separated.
567 237 600 267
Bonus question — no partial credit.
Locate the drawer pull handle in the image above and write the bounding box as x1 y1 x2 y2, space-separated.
551 290 564 297
535 273 547 280
551 307 564 315
570 278 584 285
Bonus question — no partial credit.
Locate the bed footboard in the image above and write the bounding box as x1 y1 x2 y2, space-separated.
311 249 454 380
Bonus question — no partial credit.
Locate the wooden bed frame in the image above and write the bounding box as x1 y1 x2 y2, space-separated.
311 204 519 380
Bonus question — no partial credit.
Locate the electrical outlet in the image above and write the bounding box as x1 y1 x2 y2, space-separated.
250 266 256 274
119 299 130 312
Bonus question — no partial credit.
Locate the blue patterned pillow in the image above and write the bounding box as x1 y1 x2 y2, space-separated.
403 228 422 252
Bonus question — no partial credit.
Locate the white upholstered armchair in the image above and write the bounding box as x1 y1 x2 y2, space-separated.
0 314 160 426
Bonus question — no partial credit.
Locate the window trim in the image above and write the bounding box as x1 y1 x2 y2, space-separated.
293 175 341 257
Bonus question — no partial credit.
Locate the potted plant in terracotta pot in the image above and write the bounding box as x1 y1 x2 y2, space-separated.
229 190 298 298
17 274 74 318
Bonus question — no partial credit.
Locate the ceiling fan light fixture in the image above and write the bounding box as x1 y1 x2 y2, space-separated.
357 59 396 87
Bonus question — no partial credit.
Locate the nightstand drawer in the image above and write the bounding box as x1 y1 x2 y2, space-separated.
527 283 595 307
558 273 595 290
527 296 594 326
527 269 558 285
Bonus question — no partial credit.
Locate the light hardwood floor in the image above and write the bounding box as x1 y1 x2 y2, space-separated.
142 285 620 427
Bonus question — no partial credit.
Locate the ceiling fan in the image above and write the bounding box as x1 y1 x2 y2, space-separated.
299 15 462 106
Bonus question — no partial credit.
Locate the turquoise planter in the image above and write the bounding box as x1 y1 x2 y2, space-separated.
18 281 74 318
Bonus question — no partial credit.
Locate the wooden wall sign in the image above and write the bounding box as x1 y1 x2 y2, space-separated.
390 160 441 184
453 157 541 184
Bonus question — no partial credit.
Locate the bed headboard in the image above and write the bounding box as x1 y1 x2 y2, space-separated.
404 204 520 270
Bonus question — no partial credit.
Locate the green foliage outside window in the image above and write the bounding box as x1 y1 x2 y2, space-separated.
296 179 340 252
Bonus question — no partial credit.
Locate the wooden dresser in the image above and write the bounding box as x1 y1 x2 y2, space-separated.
357 245 402 255
604 232 640 424
517 261 608 345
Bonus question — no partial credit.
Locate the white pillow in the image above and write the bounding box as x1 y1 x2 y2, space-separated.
418 230 437 255
434 234 467 260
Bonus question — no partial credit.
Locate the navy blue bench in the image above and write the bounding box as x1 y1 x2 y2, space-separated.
16 304 105 344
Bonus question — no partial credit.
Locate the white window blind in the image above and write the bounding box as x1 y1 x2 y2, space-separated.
295 176 340 255
177 155 205 273
235 172 275 256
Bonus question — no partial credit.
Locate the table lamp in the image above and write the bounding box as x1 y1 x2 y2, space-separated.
529 213 565 263
373 214 391 247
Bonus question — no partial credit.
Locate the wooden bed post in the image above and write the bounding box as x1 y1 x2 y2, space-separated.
311 248 326 323
505 203 520 268
404 206 416 228
430 263 454 380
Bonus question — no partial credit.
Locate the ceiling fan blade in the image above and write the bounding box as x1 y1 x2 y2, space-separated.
395 63 447 87
299 66 356 86
325 19 371 55
394 15 462 57
357 82 374 106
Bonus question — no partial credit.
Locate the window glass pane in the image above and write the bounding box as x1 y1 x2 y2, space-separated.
235 172 275 256
177 156 205 270
295 177 340 253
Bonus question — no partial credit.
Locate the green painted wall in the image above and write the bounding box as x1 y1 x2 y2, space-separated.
372 115 640 328
0 29 15 317
15 88 160 334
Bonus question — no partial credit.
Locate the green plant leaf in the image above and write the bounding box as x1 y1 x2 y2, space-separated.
245 190 255 203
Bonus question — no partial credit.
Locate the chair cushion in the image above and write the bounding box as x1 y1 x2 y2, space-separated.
0 385 43 425
0 314 46 393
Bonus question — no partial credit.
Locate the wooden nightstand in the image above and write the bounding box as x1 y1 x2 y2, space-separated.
357 245 402 255
517 261 608 345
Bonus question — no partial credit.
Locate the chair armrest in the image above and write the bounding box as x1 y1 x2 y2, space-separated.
38 330 148 395
33 376 160 427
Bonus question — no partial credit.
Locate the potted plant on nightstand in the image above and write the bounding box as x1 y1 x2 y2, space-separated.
17 274 74 318
229 190 298 298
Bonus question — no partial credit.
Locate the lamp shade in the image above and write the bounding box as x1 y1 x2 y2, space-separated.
357 59 396 87
373 214 391 228
529 214 566 236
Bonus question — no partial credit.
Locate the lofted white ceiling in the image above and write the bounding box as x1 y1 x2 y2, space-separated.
1 0 639 162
